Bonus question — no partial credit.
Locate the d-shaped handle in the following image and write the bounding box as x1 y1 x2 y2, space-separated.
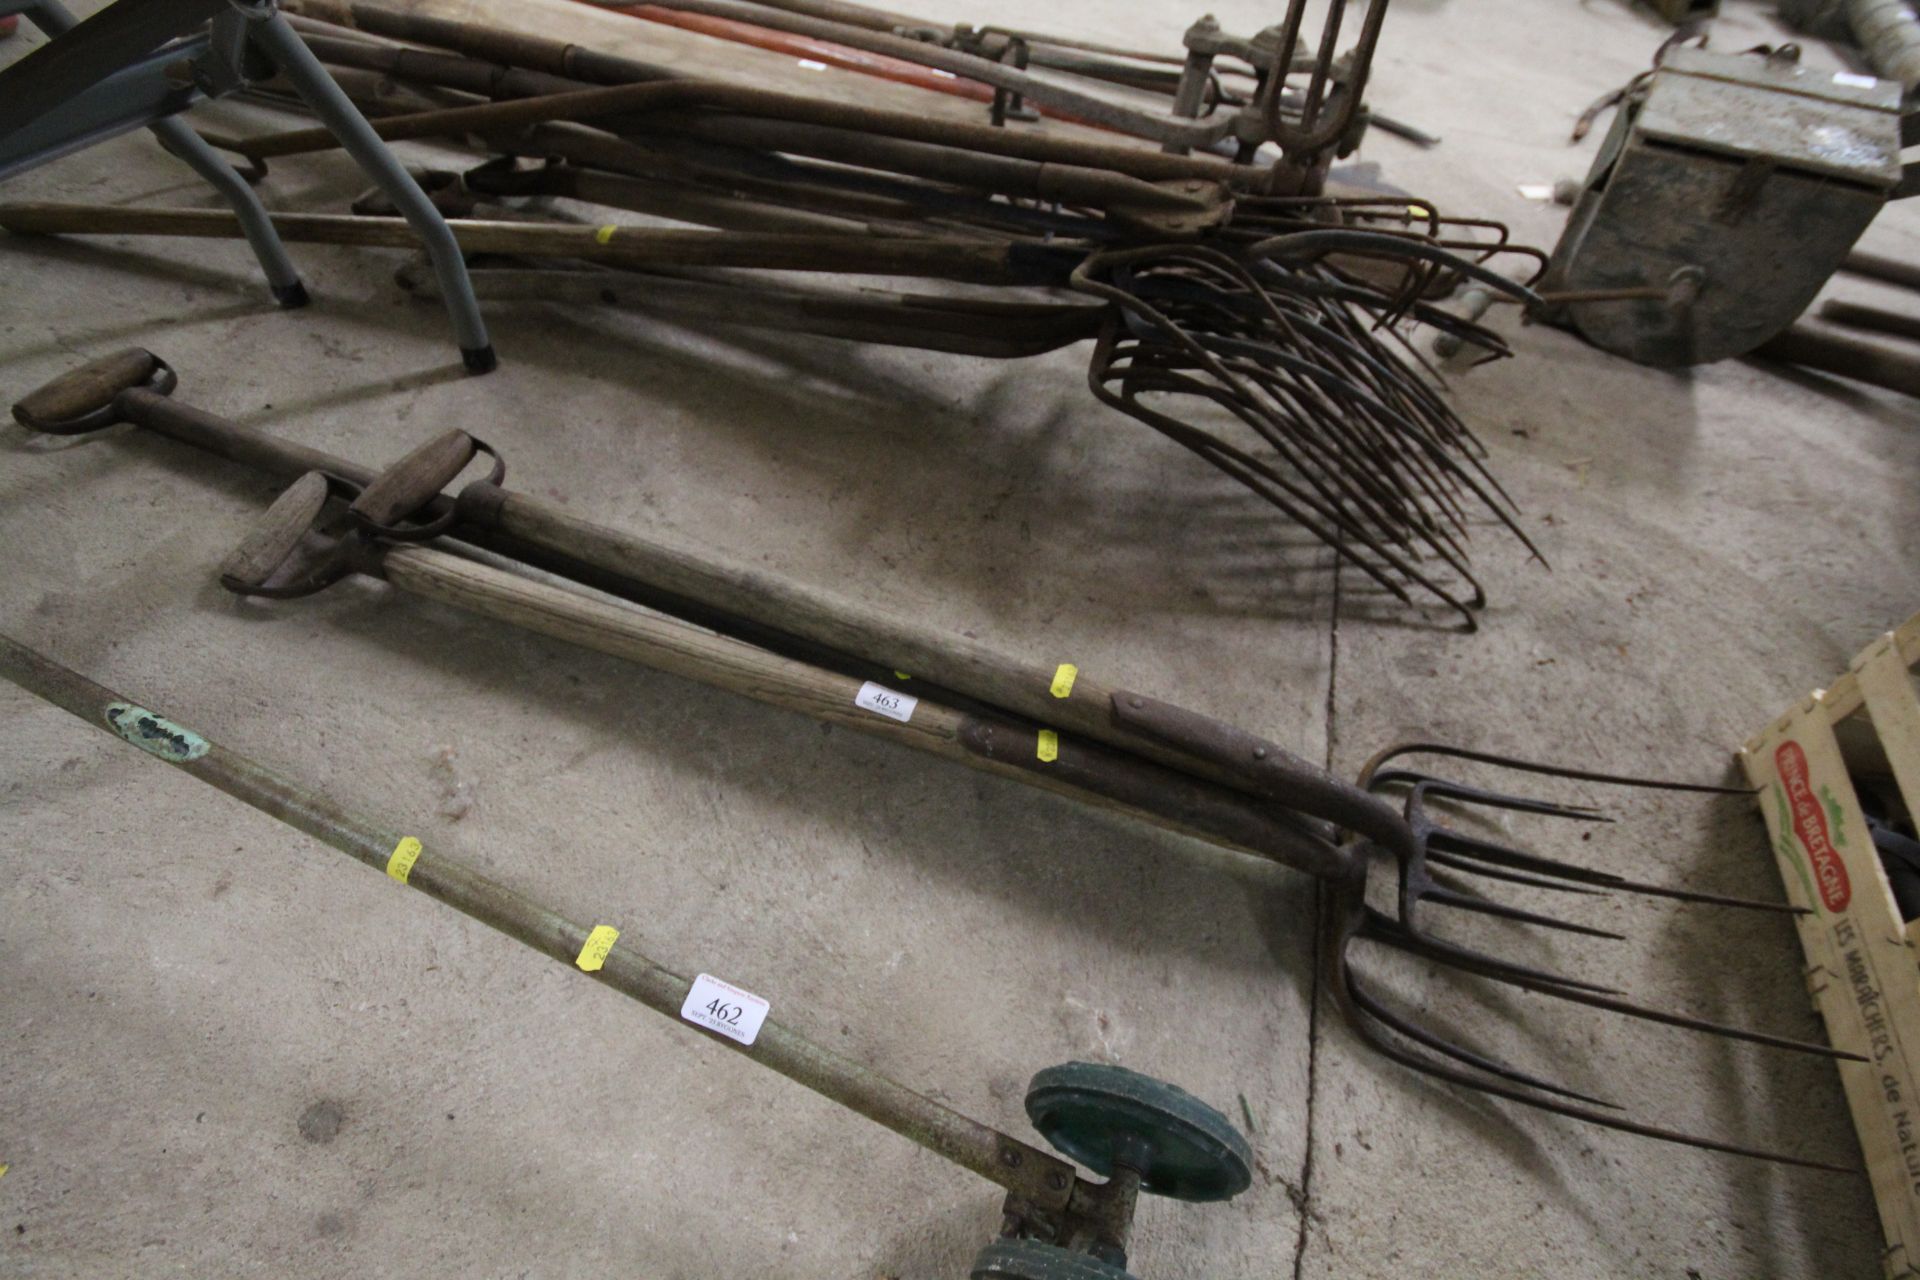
348 427 501 540
219 471 349 598
12 347 176 434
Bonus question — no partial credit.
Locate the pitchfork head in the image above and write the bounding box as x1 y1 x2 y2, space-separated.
1321 742 1861 1172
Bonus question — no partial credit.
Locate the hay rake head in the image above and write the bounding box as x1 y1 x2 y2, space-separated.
1075 207 1550 626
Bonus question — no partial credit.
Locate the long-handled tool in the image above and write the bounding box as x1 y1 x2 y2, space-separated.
0 0 1549 625
12 349 1865 1173
0 632 1252 1279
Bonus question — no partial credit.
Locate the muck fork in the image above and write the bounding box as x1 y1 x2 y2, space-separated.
12 349 1862 1173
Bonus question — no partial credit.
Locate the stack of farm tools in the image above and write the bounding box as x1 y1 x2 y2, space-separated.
12 348 1860 1174
565 0 1396 174
0 0 1551 626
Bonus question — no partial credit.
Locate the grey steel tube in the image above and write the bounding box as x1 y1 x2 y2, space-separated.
19 0 307 304
241 2 496 371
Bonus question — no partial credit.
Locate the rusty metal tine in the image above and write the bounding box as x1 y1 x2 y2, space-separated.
1426 830 1637 887
1086 373 1480 623
1364 742 1757 796
1386 773 1612 822
1344 977 1624 1110
1331 942 1861 1172
1085 357 1437 610
1425 852 1613 898
1431 831 1804 914
1080 246 1506 599
1098 354 1417 551
1367 909 1862 1062
1419 887 1627 941
1360 908 1622 995
1593 881 1809 915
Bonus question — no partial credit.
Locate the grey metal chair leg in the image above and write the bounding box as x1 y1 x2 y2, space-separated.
150 116 307 306
12 0 309 308
238 2 496 373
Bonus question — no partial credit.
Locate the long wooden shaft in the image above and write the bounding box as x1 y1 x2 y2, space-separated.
0 632 1075 1207
377 544 1345 878
0 203 1023 281
82 378 1278 805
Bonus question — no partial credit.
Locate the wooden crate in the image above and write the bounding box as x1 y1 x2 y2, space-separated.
1742 614 1920 1279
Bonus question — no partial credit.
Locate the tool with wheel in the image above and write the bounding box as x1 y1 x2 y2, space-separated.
0 634 1250 1277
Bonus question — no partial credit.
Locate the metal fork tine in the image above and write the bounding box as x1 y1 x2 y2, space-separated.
1422 886 1627 940
1426 850 1612 897
1431 822 1804 914
1610 881 1809 915
1345 974 1622 1109
1361 907 1622 995
1427 829 1625 886
1334 952 1860 1172
1368 768 1611 820
1338 742 1852 1168
1366 742 1756 796
1379 912 1864 1062
1416 777 1613 822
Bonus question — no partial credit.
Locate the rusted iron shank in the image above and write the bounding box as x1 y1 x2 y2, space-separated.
0 631 1079 1210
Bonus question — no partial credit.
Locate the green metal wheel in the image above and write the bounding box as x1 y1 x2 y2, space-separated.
969 1239 1137 1280
1024 1062 1252 1203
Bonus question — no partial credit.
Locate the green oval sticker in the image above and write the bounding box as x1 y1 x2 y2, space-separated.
105 702 209 762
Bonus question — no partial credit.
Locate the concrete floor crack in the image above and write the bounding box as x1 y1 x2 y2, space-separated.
1288 552 1341 1280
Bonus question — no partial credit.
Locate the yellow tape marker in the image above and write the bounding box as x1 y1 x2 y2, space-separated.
1049 664 1078 698
1406 204 1429 220
576 925 619 972
894 671 911 680
0 1163 8 1180
386 836 422 885
1037 729 1059 763
595 224 617 245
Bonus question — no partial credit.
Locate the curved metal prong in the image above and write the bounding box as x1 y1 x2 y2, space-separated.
1427 851 1611 897
1364 742 1755 797
1369 909 1862 1063
1427 828 1625 887
1377 771 1612 822
1420 886 1626 941
1360 907 1620 995
1330 941 1860 1173
1424 806 1805 915
1344 976 1621 1109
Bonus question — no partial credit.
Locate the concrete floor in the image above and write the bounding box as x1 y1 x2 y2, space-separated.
0 0 1915 1276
